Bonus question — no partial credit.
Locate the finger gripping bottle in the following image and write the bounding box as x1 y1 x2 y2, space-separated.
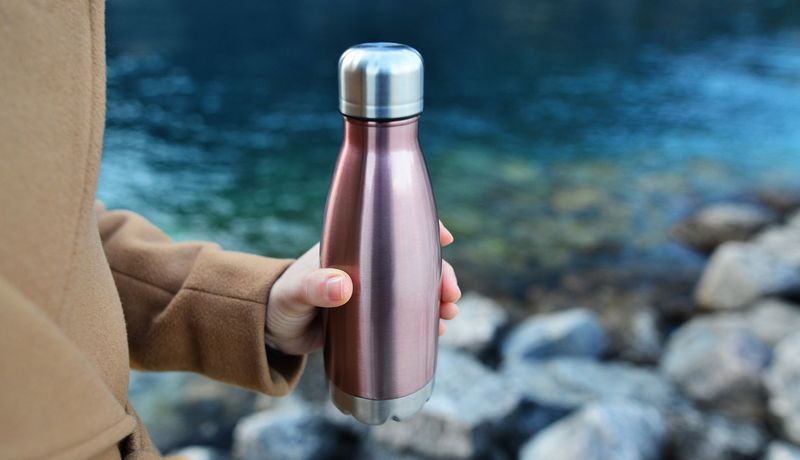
320 43 441 425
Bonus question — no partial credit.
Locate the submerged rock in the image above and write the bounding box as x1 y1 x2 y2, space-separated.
661 316 771 418
764 441 800 460
502 358 684 412
672 203 776 253
519 402 666 460
501 308 607 362
127 371 256 452
371 348 521 459
665 408 768 460
766 332 800 445
694 242 800 310
439 291 508 354
233 397 338 460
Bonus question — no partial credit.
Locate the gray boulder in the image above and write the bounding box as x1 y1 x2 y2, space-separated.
666 408 768 460
501 308 608 362
753 225 800 267
661 316 771 418
694 242 800 310
371 348 521 459
519 402 666 460
127 371 256 452
766 332 800 445
233 397 338 460
439 291 508 354
673 203 776 253
764 442 800 460
747 298 800 347
502 358 685 413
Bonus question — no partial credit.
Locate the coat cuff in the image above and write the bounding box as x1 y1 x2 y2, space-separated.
169 249 305 395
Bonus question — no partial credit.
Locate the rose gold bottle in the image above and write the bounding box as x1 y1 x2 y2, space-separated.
321 43 441 425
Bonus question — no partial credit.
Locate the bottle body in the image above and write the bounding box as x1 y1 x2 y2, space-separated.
321 115 441 424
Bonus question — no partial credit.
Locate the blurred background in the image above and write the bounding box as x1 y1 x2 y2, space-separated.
101 0 800 459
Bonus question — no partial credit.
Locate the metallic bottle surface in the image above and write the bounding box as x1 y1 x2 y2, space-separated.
321 43 441 425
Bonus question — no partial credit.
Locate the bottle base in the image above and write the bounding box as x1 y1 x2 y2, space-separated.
328 378 435 425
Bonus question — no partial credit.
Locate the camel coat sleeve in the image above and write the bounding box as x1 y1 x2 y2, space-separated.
97 206 306 395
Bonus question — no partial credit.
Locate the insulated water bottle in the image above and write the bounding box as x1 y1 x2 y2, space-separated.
320 43 441 425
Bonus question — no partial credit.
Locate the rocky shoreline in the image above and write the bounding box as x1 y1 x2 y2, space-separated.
131 193 800 460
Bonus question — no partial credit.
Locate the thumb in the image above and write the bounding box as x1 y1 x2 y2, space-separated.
299 268 353 308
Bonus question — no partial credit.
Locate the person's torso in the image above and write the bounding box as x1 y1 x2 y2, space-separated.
0 1 141 458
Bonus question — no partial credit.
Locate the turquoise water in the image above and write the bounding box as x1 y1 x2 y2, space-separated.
99 0 800 299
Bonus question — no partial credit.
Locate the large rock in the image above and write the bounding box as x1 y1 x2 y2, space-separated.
501 358 685 413
127 371 256 452
371 348 521 459
501 308 608 362
665 408 768 460
672 203 776 253
790 210 800 229
519 402 666 460
694 242 800 310
675 299 800 349
766 332 800 445
753 225 800 266
746 298 800 347
756 187 800 216
661 316 771 418
439 291 508 354
233 397 339 460
764 442 800 460
613 307 663 364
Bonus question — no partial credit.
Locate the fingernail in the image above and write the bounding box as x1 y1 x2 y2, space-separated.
443 226 454 242
326 275 344 301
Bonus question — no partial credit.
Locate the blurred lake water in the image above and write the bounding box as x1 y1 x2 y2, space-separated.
99 0 800 302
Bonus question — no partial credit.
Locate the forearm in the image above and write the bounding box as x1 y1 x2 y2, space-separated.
98 207 304 395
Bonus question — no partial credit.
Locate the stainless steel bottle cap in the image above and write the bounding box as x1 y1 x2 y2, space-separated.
339 43 424 120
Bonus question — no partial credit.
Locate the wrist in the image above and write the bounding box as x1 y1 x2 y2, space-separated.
265 301 316 352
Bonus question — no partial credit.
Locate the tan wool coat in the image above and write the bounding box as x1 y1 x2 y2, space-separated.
0 1 306 458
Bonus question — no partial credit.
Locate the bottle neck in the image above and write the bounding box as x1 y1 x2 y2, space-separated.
342 115 420 152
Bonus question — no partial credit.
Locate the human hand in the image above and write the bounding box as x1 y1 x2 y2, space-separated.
265 222 461 355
